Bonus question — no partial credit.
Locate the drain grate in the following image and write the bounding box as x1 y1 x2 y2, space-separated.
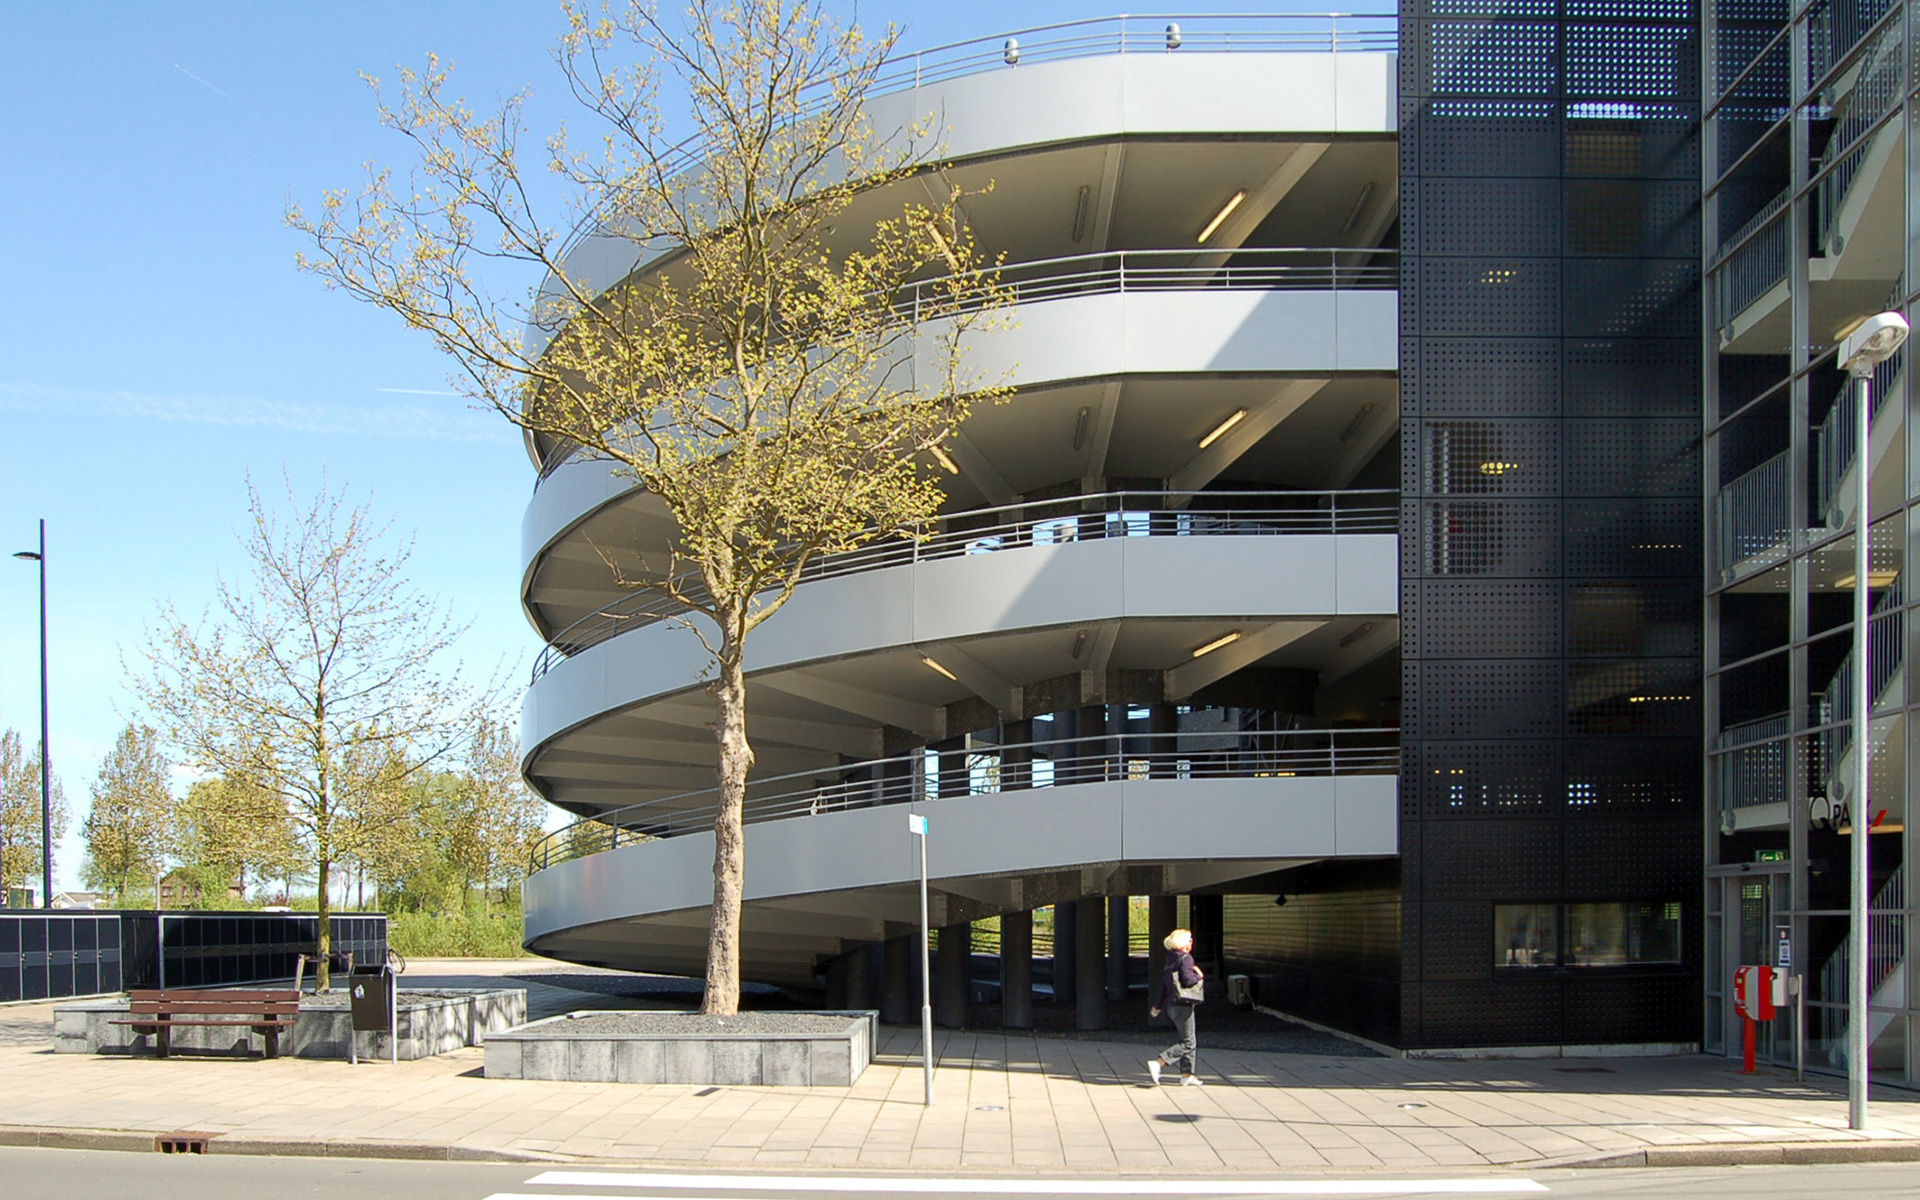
155 1132 214 1154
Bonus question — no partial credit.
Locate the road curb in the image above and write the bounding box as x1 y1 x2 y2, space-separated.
1556 1140 1920 1168
0 1125 568 1163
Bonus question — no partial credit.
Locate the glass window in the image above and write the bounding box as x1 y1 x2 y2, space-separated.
1495 903 1559 968
1566 901 1682 966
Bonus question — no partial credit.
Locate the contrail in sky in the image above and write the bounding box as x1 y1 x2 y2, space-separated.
173 63 241 105
0 381 513 444
376 387 461 396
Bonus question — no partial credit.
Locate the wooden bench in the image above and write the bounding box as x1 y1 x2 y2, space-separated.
108 989 301 1059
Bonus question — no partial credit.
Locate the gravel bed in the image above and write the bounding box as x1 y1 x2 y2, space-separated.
536 1011 857 1037
298 988 491 1007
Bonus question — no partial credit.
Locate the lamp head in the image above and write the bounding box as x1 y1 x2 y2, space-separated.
11 552 40 562
1840 311 1910 376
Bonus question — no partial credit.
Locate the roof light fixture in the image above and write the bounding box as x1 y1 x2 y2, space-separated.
928 443 960 475
1197 190 1247 244
1835 571 1901 589
922 656 958 681
1073 406 1091 451
1072 185 1091 244
1190 631 1241 659
1198 409 1248 450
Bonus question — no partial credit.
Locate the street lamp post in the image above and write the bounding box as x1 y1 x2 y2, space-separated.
1836 311 1909 1131
908 810 932 1106
11 520 50 911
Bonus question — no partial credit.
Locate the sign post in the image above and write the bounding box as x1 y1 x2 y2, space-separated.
908 811 932 1107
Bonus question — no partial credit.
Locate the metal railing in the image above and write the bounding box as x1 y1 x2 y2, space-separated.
1814 345 1904 527
895 246 1397 322
1713 450 1794 579
1814 579 1905 779
1817 862 1905 1058
535 246 1399 480
1715 734 1792 812
629 14 1397 184
1808 0 1899 91
530 487 1397 681
1813 18 1905 252
529 725 1401 872
1712 199 1790 332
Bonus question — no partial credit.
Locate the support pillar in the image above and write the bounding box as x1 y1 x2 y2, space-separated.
824 952 851 1010
1001 719 1033 792
881 933 914 1025
1106 895 1131 1002
1190 893 1224 977
846 942 875 1010
1148 894 1178 987
937 921 970 1028
1075 896 1106 1030
1052 902 1077 1008
1001 910 1033 1028
1148 703 1178 777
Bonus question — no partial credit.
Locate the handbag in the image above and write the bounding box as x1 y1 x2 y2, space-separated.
1174 973 1205 1004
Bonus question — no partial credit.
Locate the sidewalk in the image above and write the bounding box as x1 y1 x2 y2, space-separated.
2 959 1918 1172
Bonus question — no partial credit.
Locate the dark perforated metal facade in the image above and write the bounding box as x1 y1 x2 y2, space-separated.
1398 0 1706 1049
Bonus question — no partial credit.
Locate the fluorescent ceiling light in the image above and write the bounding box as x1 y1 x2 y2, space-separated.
1834 571 1901 588
922 656 958 681
1197 409 1248 449
1197 190 1247 244
1190 631 1241 659
1478 460 1520 476
928 444 960 475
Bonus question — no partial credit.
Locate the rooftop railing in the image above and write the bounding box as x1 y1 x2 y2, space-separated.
529 486 1399 681
529 724 1402 872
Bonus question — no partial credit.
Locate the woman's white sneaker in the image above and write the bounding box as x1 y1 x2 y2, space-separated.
1180 1075 1204 1087
1147 1059 1163 1084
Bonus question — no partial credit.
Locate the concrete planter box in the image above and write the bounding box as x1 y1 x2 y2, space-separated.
53 988 526 1061
484 1009 877 1086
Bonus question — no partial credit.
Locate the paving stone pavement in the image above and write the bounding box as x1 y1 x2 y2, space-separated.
2 958 1919 1171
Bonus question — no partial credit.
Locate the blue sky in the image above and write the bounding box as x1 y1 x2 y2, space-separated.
0 1 1305 890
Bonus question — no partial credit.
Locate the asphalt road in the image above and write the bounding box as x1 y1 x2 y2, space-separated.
4 1147 1916 1200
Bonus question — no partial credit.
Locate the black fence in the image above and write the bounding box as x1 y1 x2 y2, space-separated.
0 911 387 1003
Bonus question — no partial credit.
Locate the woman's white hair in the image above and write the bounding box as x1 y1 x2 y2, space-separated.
1163 927 1193 952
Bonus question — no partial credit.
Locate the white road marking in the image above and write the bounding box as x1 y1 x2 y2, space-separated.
511 1172 1552 1195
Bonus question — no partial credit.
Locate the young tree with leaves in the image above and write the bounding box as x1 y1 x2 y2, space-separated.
135 479 483 987
81 724 174 905
293 0 1010 1014
176 770 301 905
0 729 69 903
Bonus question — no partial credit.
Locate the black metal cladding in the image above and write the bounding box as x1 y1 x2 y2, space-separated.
0 911 385 1001
1399 0 1705 1047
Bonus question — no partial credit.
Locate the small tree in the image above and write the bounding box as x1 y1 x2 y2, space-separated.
293 0 1009 1014
82 724 175 905
0 729 69 903
135 479 481 987
453 718 547 912
177 771 300 905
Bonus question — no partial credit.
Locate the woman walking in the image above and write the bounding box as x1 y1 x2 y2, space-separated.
1148 927 1204 1086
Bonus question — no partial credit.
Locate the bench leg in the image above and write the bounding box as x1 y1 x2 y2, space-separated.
156 1025 170 1059
263 1028 279 1060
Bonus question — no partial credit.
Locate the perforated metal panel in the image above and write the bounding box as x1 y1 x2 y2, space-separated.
1398 0 1704 1050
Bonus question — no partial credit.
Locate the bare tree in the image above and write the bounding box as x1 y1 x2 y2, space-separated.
82 724 174 905
0 729 68 903
292 0 1010 1012
134 479 483 988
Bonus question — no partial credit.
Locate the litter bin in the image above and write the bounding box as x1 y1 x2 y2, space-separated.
348 965 394 1031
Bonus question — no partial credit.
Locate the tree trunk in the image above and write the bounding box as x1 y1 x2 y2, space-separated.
316 852 333 992
702 640 754 1016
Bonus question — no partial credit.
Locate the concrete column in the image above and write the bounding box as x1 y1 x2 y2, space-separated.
1149 703 1178 778
845 942 875 1011
1075 704 1110 784
1001 719 1033 792
1148 894 1178 987
1075 896 1106 1030
1106 895 1131 1002
936 736 968 800
824 952 851 1010
881 934 914 1025
937 922 970 1029
1052 902 1077 1008
1000 910 1033 1029
1190 894 1225 978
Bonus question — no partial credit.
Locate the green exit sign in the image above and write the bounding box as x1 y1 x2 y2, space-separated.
1756 850 1787 863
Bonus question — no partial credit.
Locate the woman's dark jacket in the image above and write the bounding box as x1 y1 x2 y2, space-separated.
1152 948 1201 1008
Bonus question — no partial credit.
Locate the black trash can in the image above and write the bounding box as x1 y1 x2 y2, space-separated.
348 964 394 1032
